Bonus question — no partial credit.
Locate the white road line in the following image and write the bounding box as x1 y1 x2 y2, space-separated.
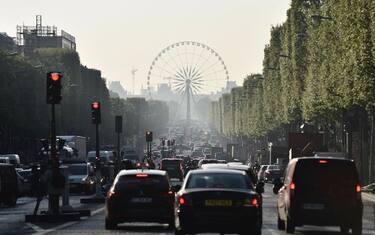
30 206 105 235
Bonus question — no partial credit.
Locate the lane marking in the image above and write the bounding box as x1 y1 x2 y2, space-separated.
30 206 105 235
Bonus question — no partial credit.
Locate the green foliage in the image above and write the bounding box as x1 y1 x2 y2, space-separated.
211 0 375 139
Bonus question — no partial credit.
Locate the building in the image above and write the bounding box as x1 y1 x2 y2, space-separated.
16 15 76 55
108 81 128 99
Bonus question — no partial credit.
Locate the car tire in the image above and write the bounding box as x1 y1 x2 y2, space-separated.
5 192 17 207
105 218 117 230
174 228 186 235
285 215 295 234
351 220 362 235
277 212 285 230
340 226 349 234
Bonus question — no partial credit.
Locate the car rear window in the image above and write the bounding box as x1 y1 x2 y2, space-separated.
161 160 181 166
116 174 170 192
294 159 358 184
186 172 252 190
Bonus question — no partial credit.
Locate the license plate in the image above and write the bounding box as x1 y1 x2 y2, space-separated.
205 199 232 207
302 203 324 210
130 197 152 203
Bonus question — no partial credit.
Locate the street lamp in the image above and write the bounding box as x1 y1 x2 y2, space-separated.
268 142 273 165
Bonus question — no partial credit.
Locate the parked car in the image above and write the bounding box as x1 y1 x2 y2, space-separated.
175 169 262 235
16 168 32 196
274 157 363 234
68 163 96 194
105 169 175 229
160 158 184 181
1 154 20 167
257 165 269 181
264 165 283 182
0 163 18 206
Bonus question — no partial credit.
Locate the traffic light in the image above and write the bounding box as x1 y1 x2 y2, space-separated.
91 102 101 124
162 139 165 146
46 72 63 104
167 140 171 146
146 131 153 142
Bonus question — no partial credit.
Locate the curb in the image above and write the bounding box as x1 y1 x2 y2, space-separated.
362 192 375 202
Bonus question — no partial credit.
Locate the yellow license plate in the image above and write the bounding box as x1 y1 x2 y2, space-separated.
205 199 232 207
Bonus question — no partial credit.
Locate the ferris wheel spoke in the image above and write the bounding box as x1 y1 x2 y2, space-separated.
175 45 190 71
152 64 178 78
156 54 183 77
197 59 223 77
197 68 227 79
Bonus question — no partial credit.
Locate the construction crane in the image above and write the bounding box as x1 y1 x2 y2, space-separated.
131 67 138 95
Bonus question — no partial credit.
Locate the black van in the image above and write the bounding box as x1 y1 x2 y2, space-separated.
274 157 363 234
0 163 18 206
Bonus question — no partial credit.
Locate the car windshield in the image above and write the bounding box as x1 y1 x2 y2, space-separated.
116 174 169 192
186 172 252 190
69 165 87 175
268 165 280 170
295 160 358 185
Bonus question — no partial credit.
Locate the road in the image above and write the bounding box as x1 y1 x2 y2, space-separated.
2 184 372 235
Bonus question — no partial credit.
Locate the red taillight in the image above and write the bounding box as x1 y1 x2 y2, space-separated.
251 198 258 206
136 173 148 178
168 190 174 195
107 187 115 197
356 184 361 193
179 197 186 205
319 160 328 164
290 182 296 190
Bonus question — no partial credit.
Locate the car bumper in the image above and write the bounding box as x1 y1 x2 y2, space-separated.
177 206 261 233
292 204 363 226
106 201 174 223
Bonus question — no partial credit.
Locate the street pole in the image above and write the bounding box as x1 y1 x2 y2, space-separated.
50 103 59 215
95 123 102 198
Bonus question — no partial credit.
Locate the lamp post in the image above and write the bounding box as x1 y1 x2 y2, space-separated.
268 142 273 165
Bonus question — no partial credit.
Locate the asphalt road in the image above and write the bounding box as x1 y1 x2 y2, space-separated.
6 184 372 235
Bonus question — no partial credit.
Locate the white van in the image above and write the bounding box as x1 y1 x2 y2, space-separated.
87 151 114 163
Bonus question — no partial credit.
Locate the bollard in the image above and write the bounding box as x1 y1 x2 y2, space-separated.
61 165 73 211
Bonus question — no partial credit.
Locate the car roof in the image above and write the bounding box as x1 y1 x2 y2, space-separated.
292 156 354 163
161 158 182 161
201 163 250 171
189 168 247 175
117 169 167 177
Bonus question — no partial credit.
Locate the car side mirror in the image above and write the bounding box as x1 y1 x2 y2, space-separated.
172 185 181 192
272 177 283 195
255 181 264 194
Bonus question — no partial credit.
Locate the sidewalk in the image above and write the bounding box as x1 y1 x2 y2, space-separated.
363 192 375 203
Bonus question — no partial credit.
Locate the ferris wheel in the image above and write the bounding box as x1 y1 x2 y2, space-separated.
147 41 229 121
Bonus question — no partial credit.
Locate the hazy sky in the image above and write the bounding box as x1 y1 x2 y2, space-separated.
1 0 290 94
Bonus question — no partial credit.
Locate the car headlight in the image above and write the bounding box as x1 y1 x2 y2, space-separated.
81 177 88 182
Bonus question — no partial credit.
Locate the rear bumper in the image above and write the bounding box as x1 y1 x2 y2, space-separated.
177 206 261 233
106 200 174 223
291 203 363 226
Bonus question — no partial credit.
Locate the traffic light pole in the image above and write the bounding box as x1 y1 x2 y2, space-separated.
50 103 59 215
95 122 102 198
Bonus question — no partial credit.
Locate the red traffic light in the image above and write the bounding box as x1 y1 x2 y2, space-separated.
92 102 100 109
50 72 61 81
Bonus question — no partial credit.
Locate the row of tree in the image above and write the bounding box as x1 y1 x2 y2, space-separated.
0 47 169 162
210 0 375 183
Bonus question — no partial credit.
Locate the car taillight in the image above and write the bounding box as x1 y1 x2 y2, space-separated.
319 160 328 164
290 182 296 190
356 184 361 193
244 197 258 207
136 173 148 178
179 197 186 205
178 195 191 206
107 187 115 198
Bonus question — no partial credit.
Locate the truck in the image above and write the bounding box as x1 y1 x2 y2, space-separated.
57 136 87 161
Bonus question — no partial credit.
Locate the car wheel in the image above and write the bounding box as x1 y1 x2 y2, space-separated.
5 192 17 207
168 219 175 230
285 215 295 234
105 218 117 230
351 220 362 235
277 212 285 230
174 228 186 235
340 226 349 234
